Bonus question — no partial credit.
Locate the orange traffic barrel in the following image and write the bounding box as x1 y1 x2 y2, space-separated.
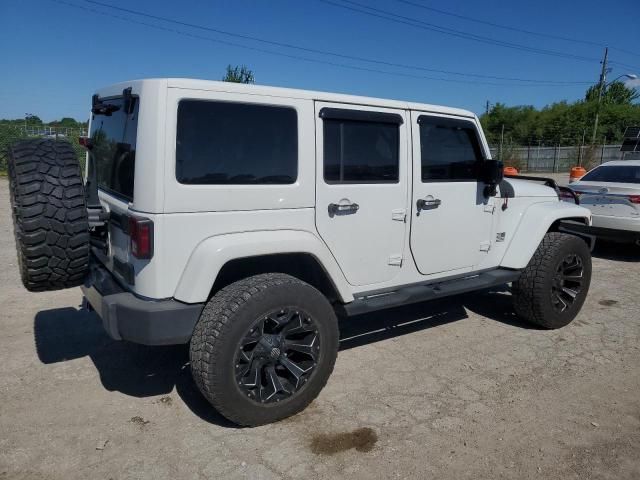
569 166 586 183
504 166 518 175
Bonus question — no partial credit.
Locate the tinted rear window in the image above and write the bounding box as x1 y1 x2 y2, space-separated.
581 165 640 184
176 100 298 184
90 97 139 200
323 119 399 183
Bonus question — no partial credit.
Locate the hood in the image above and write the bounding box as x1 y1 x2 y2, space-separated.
499 178 558 198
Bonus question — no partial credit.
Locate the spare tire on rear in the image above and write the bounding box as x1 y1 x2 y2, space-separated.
7 138 90 291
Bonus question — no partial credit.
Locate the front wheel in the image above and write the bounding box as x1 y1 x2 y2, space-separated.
189 273 339 426
512 232 592 329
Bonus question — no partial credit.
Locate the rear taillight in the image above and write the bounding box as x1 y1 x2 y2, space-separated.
558 190 574 201
629 195 640 204
557 187 579 204
78 136 92 149
129 216 154 259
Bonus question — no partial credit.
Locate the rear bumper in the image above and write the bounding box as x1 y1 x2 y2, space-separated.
81 262 203 345
559 220 640 244
591 214 640 233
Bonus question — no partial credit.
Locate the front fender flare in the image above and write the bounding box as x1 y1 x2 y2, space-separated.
500 201 591 269
173 230 354 304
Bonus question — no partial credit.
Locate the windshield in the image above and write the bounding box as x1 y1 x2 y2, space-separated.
581 165 640 184
89 96 139 200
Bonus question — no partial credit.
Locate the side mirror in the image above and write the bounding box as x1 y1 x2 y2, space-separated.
480 159 504 197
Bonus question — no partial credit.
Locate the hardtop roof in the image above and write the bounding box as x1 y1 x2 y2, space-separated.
100 78 477 119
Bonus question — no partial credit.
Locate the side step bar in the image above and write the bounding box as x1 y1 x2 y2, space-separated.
343 269 521 316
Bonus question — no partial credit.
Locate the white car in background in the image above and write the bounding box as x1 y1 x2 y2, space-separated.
569 161 640 245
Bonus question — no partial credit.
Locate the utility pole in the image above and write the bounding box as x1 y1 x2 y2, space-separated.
485 100 490 115
579 128 586 166
499 124 505 161
591 47 608 144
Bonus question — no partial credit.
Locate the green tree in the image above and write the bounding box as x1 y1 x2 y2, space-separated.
481 83 640 148
585 81 639 105
56 117 81 128
222 65 255 84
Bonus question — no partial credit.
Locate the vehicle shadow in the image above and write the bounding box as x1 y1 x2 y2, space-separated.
33 290 533 426
33 307 237 428
592 240 640 262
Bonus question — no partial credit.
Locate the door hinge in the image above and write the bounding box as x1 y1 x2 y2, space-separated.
479 241 491 252
391 209 406 222
388 254 403 266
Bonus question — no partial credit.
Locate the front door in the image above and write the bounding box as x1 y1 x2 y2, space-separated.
409 112 494 275
315 103 409 287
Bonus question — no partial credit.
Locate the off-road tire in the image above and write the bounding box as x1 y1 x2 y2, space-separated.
190 273 339 426
512 232 591 329
7 138 90 291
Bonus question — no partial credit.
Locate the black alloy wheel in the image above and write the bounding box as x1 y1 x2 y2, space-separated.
190 273 339 426
235 308 321 404
550 254 584 313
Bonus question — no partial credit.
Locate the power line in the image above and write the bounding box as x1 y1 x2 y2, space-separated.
609 60 640 72
391 0 640 58
319 0 602 63
79 0 591 85
49 0 594 87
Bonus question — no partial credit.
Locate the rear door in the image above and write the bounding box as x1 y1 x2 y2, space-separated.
314 103 409 287
89 94 139 277
409 112 494 275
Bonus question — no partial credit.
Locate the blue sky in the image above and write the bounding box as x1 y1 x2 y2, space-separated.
1 0 639 122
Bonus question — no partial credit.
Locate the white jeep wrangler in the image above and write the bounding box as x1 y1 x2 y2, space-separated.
7 79 593 426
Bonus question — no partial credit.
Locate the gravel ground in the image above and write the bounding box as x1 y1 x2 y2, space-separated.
0 177 639 480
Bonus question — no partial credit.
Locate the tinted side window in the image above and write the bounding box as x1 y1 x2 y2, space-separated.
419 116 482 182
324 119 399 183
176 100 297 184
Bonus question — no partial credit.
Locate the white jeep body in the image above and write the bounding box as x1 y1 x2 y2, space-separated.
84 78 590 343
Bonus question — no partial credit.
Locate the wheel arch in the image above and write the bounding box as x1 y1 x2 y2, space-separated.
173 230 354 304
500 202 591 269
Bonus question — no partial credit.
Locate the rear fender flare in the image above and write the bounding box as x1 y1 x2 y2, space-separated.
173 230 353 304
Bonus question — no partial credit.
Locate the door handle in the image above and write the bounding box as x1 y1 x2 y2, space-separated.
417 197 442 211
328 202 359 217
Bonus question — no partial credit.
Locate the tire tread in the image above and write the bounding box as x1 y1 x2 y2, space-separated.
190 273 337 426
7 138 89 291
512 232 590 329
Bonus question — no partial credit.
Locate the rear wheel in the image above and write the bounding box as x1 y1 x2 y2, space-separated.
7 138 90 291
189 273 339 426
512 232 591 329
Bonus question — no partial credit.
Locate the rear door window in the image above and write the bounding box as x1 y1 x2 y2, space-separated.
90 97 139 200
176 100 298 184
323 117 400 184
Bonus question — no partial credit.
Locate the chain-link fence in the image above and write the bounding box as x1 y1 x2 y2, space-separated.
489 144 639 173
0 125 87 173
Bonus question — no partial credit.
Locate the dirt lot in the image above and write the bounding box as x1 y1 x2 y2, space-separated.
1 177 639 480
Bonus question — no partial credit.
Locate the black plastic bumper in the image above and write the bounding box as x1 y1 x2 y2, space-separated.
558 220 640 245
81 262 203 345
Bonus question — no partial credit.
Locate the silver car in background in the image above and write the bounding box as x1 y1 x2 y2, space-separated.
568 161 640 245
